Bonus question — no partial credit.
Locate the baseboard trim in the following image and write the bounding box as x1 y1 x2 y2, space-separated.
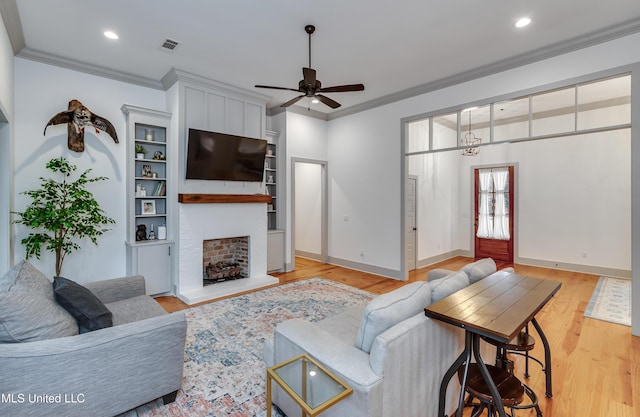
295 250 322 262
516 257 631 279
327 256 404 280
417 250 472 269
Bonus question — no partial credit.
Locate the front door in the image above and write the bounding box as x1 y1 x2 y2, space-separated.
474 166 514 262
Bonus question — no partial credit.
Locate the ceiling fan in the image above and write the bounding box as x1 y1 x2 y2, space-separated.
255 25 365 109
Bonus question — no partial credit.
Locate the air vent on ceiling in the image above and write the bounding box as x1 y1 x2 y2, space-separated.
161 38 180 52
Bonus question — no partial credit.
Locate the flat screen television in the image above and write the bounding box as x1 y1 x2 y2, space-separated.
185 128 267 182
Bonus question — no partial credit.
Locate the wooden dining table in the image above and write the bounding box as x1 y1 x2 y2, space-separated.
424 270 561 417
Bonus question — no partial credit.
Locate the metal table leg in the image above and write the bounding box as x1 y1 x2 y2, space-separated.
437 332 472 417
531 317 553 397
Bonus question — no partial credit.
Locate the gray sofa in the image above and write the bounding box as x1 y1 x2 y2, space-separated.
0 261 187 417
264 258 505 417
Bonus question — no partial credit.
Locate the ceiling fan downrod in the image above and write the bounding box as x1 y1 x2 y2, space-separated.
305 25 315 68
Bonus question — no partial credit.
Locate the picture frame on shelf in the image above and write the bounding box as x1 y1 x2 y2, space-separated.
141 199 156 215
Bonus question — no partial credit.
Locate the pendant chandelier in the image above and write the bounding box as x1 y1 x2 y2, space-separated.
461 109 481 156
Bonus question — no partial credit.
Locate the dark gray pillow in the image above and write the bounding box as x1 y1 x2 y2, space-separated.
53 276 113 333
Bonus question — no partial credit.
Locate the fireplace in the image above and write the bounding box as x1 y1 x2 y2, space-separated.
203 236 249 284
177 195 279 304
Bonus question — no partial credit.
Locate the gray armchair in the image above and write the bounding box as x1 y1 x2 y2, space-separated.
0 274 187 417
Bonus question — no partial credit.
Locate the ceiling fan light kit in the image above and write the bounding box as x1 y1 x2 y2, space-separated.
255 25 365 109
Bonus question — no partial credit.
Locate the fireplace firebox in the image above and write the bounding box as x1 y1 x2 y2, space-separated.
202 236 249 285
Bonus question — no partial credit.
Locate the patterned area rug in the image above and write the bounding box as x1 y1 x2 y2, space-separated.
584 276 631 326
126 277 373 417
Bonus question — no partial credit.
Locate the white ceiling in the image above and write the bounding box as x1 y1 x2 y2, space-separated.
7 0 640 116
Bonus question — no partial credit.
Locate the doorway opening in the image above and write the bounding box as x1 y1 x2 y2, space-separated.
291 158 328 270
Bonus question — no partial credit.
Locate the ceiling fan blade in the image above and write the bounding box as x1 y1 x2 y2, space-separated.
318 84 365 93
303 67 316 87
280 95 305 107
315 94 341 109
255 85 301 92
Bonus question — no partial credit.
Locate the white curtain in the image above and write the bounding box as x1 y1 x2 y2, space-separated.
476 168 510 240
491 168 510 240
477 169 493 238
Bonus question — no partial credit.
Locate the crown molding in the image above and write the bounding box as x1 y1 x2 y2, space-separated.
17 48 164 89
0 0 25 54
328 17 640 120
161 68 271 103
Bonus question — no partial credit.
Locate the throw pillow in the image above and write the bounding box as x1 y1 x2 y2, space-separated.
462 258 497 284
53 276 113 333
0 261 79 342
355 281 431 353
429 270 469 303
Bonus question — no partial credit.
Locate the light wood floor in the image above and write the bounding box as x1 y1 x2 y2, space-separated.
156 256 639 417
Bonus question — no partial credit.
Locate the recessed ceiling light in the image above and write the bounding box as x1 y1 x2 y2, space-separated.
515 17 531 28
104 31 119 40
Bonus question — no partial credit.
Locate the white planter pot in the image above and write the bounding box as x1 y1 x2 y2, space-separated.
136 153 145 159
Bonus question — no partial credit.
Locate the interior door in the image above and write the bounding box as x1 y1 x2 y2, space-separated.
474 166 514 262
406 176 417 271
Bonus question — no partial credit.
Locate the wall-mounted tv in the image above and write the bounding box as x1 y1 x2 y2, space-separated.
186 128 267 182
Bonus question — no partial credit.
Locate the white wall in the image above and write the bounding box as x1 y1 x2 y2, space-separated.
0 15 13 274
328 105 403 276
13 58 165 282
453 130 630 271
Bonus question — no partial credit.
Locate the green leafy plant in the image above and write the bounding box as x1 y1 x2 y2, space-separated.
135 144 147 154
13 157 116 276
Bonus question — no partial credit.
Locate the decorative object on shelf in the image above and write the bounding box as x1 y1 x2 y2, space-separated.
135 144 147 159
13 157 115 275
266 149 273 156
145 129 154 141
157 224 167 240
148 224 156 240
461 107 481 156
141 199 156 215
136 224 147 241
153 150 166 160
142 164 152 177
44 99 119 153
268 175 274 183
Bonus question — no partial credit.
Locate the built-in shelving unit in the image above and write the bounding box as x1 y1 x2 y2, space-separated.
122 104 174 295
265 133 278 230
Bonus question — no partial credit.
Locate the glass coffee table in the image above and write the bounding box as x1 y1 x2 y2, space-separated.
267 354 353 417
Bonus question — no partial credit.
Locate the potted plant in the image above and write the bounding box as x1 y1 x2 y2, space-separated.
135 144 147 159
13 157 116 276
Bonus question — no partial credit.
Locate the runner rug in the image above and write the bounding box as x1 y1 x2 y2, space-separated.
123 277 374 417
584 276 631 326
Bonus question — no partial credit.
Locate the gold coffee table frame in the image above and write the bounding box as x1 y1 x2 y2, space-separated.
267 354 353 417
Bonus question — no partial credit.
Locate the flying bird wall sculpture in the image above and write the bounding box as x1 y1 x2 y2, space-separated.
44 99 119 152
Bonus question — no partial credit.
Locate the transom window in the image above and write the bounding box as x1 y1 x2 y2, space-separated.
405 74 631 155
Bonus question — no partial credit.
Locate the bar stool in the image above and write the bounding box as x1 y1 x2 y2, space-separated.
457 364 525 417
480 329 544 416
481 322 552 398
